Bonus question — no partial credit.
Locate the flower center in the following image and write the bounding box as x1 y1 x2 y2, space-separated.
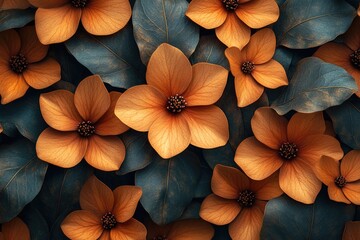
100 212 117 230
279 142 298 160
222 0 239 11
9 54 27 74
335 176 347 188
237 189 256 208
166 94 187 114
350 49 360 69
77 121 95 137
152 236 168 240
71 0 87 8
241 61 255 74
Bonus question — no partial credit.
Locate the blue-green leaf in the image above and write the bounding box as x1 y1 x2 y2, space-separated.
0 8 35 32
271 57 357 115
132 0 199 64
21 204 50 240
274 0 355 48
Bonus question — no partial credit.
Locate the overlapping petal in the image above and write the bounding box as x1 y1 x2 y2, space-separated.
167 219 214 240
110 219 147 240
250 172 282 201
314 156 339 186
0 29 20 60
328 185 351 204
112 186 142 223
340 150 360 182
0 70 29 104
225 46 247 77
343 182 360 205
18 26 48 63
244 28 276 64
28 0 68 8
234 74 264 107
251 60 288 89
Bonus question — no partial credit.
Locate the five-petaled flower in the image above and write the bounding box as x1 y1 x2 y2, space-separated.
200 164 283 240
36 75 129 171
61 175 147 240
0 26 61 104
115 43 229 159
0 217 30 240
235 107 344 204
186 0 279 49
0 0 30 9
28 0 132 44
225 28 288 107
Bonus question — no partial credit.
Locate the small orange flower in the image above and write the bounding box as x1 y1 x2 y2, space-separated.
314 17 360 97
235 107 344 204
314 150 360 205
36 75 129 171
0 26 61 104
61 175 147 240
200 164 282 240
225 28 288 107
115 43 229 159
0 0 30 9
0 217 30 240
343 221 360 240
28 0 132 44
185 0 279 49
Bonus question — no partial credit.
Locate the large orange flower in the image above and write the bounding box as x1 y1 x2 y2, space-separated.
185 0 279 49
0 217 30 240
115 43 229 159
36 75 129 171
0 26 61 104
28 0 132 44
61 175 147 240
0 0 30 9
314 150 360 205
225 28 288 107
235 107 344 204
314 17 360 97
200 164 283 240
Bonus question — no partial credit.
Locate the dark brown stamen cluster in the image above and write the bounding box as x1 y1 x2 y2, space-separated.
77 121 95 137
9 54 27 74
152 236 168 240
101 212 117 230
237 189 256 208
71 0 87 8
166 94 187 113
350 49 360 69
335 176 347 188
279 142 298 160
241 61 255 74
222 0 239 11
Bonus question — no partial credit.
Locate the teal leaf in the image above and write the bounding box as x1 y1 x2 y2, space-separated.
136 151 201 225
132 0 199 64
274 0 355 48
0 8 35 32
21 204 50 240
194 160 212 198
0 138 48 222
261 188 356 239
271 57 357 115
65 25 145 89
180 200 201 219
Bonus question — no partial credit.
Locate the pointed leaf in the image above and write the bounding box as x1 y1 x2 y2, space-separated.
0 8 35 32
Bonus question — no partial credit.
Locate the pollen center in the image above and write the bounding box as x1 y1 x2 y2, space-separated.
152 236 168 240
335 176 347 188
222 0 239 11
101 212 117 230
237 189 256 208
350 49 360 69
279 142 298 160
9 54 27 74
71 0 87 8
241 61 255 74
77 121 95 137
166 94 187 114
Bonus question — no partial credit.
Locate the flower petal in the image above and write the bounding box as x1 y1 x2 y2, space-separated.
344 17 360 51
61 210 103 240
343 221 360 240
34 4 81 44
148 114 191 159
313 43 353 71
199 194 241 225
114 85 167 132
23 58 61 89
2 217 30 240
18 26 48 63
80 175 114 214
328 185 351 204
225 46 246 77
0 29 20 61
244 28 276 64
251 60 288 89
0 69 29 104
235 137 283 180
27 0 68 8
167 219 214 240
251 107 288 149
183 63 228 106
343 182 360 205
313 156 340 186
109 219 147 240
112 186 142 223
0 0 30 9
183 106 229 149
85 135 125 171
185 0 227 29
211 164 249 200
99 231 110 240
235 0 279 28
250 172 283 201
146 43 192 96
81 0 131 36
215 13 250 49
341 150 360 182
74 75 110 123
234 74 264 107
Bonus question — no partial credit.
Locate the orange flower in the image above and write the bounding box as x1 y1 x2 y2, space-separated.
61 175 146 240
115 43 229 159
225 28 288 107
0 26 61 104
0 0 30 9
235 107 344 204
185 0 279 49
0 217 30 240
314 150 360 205
343 221 360 240
36 75 129 171
200 164 282 240
28 0 132 44
314 17 360 97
